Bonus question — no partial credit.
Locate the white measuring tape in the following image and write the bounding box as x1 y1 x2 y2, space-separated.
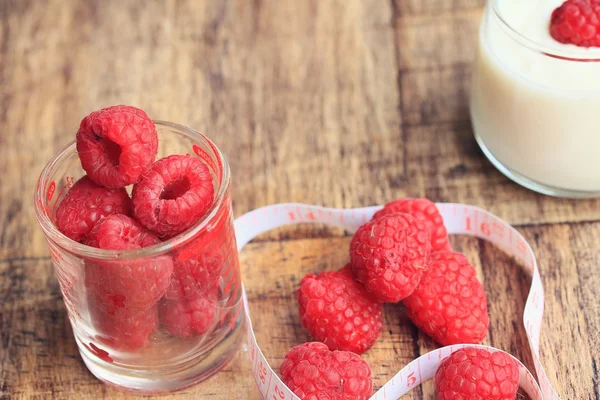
234 203 560 400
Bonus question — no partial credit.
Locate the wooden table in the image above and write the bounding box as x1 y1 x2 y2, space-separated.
1 1 598 399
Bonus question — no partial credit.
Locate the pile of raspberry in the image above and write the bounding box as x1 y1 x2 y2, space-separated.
281 198 519 399
55 105 220 350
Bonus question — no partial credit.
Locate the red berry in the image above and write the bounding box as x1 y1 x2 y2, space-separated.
280 342 373 400
90 295 158 351
403 251 489 346
132 154 214 238
434 347 519 400
85 215 173 316
86 213 161 250
55 176 132 242
164 252 221 300
550 0 600 47
158 291 218 337
297 268 383 354
76 105 158 188
373 198 450 253
349 213 431 303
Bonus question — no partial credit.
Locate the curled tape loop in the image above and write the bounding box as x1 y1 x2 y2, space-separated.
235 203 560 400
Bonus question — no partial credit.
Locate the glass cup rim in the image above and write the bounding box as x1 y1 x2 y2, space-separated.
491 0 600 62
33 120 231 261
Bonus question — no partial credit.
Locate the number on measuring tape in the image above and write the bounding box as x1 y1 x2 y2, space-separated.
272 385 286 399
481 222 490 236
406 372 417 387
258 361 268 384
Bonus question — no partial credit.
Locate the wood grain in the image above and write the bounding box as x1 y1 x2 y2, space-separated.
1 0 599 399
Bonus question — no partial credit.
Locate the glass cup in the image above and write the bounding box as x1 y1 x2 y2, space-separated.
34 121 245 393
470 0 600 198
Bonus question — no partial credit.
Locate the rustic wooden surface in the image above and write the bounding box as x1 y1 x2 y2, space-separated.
1 0 599 399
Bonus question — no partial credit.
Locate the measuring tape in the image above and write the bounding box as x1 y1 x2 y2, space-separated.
234 203 561 400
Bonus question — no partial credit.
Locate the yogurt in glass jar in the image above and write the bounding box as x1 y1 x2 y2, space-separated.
470 0 600 197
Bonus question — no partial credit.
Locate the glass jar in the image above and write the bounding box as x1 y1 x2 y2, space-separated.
34 121 245 393
470 0 600 198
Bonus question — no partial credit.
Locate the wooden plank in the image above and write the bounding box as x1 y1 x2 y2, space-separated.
393 0 485 16
400 65 472 127
6 219 599 398
251 0 392 37
546 223 600 399
4 0 600 260
1 0 599 398
394 8 482 70
0 0 402 259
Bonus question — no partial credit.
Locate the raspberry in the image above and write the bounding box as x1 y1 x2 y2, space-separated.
76 105 158 188
90 295 158 351
373 198 450 253
280 342 372 400
132 154 214 238
434 347 519 400
403 251 489 345
167 201 232 299
85 215 173 316
173 198 230 262
164 252 221 300
297 268 383 354
158 291 218 337
55 176 132 243
349 213 431 303
86 213 162 250
550 0 600 47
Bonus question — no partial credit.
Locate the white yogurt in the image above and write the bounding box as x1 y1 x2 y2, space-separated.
470 0 600 195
